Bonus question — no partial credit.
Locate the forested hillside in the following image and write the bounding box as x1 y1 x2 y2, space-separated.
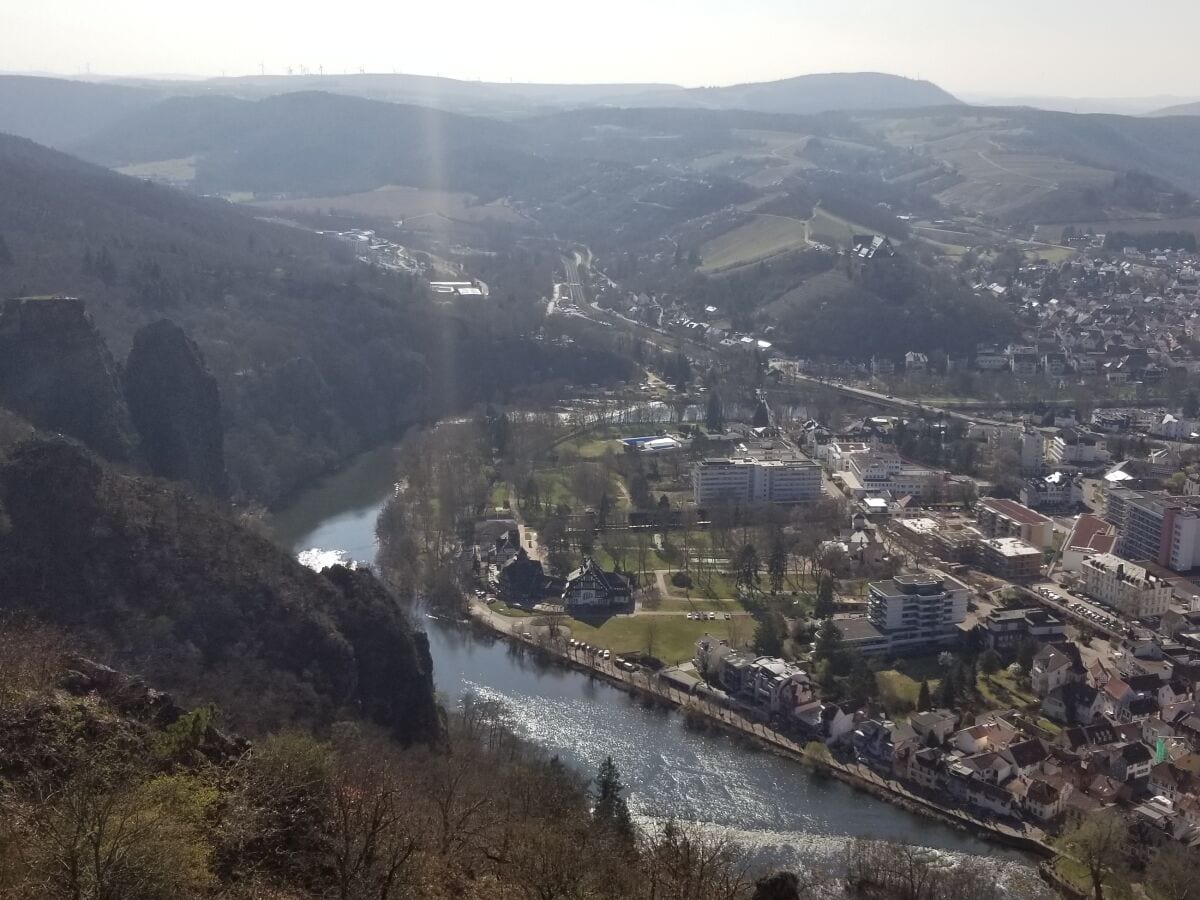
0 134 638 501
0 427 439 741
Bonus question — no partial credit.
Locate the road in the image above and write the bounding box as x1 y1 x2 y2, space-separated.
780 372 1015 429
561 253 587 307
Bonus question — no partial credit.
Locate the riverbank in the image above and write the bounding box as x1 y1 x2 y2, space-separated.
469 597 1058 860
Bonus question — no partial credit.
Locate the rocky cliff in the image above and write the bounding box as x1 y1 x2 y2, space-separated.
124 318 227 496
0 296 137 462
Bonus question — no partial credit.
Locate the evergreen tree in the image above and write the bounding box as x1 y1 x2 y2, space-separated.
1016 636 1036 673
813 619 847 674
814 576 835 619
846 653 876 707
936 669 957 709
705 391 724 432
917 679 932 712
767 533 787 594
592 756 634 844
0 232 13 267
734 543 760 590
753 610 786 657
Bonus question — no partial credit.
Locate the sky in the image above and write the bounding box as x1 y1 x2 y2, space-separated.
3 0 1198 99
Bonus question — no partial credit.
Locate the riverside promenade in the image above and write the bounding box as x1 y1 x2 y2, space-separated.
469 597 1057 859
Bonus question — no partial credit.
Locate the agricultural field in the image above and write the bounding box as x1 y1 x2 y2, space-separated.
116 156 197 184
699 214 810 271
806 206 872 248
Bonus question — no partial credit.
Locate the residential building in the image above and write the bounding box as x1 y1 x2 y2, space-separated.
1059 514 1117 574
692 453 821 505
1021 471 1084 512
1047 428 1107 467
497 549 565 602
976 537 1043 582
842 571 970 655
1081 553 1172 619
561 558 631 610
1032 643 1083 697
837 449 936 500
979 608 1066 650
1106 490 1200 573
975 497 1053 549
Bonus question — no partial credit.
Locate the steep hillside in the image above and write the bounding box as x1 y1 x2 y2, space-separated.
0 74 162 147
72 91 544 198
0 435 440 741
0 133 435 501
858 106 1200 222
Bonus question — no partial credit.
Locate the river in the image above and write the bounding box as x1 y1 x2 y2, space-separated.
270 444 1029 873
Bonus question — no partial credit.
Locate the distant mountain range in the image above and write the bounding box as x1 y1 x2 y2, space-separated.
0 70 958 143
1150 100 1200 117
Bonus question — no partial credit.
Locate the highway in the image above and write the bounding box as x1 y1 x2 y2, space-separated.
561 253 587 307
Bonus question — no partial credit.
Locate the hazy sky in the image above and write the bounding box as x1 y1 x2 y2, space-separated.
3 0 1198 98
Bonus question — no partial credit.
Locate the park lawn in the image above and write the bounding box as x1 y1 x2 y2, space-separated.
688 571 739 600
533 468 579 510
575 436 619 458
565 615 738 665
653 595 744 613
488 482 510 509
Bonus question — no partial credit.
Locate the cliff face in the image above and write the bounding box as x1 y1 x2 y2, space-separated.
124 319 227 496
0 296 136 462
0 436 440 744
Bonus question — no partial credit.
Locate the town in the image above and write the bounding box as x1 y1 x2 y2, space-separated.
447 229 1200 887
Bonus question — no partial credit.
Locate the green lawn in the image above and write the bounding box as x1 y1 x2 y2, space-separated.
876 669 938 715
652 595 744 613
977 670 1038 710
488 482 510 509
564 615 740 665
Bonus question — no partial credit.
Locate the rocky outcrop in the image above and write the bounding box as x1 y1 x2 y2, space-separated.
0 296 136 462
124 319 227 496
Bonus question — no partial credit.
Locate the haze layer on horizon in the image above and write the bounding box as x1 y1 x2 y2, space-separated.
3 0 1198 99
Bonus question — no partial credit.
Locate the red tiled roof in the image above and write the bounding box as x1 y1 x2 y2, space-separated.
1068 514 1116 553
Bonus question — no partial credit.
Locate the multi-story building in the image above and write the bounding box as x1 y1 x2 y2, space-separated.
976 537 1043 582
692 453 821 505
837 450 935 500
1106 489 1200 573
975 497 1053 549
979 608 1066 650
1020 471 1084 512
843 571 970 656
1081 553 1172 619
1046 428 1106 467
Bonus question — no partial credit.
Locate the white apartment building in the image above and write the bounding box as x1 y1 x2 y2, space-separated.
1081 553 1172 619
692 454 821 505
1046 429 1107 467
842 571 970 655
836 449 934 500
